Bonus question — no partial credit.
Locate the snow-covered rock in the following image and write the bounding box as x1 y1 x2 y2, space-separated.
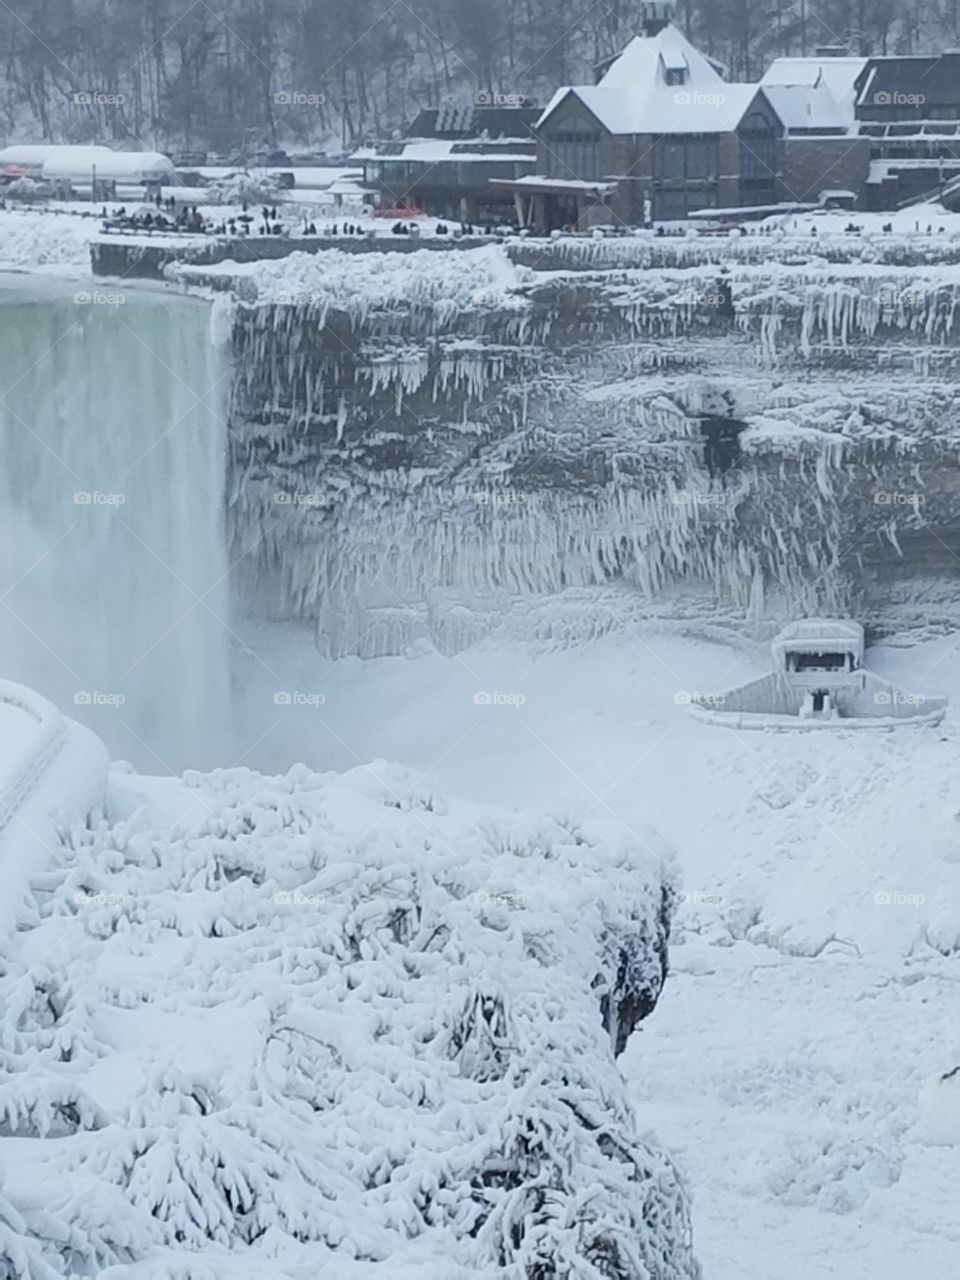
0 760 698 1279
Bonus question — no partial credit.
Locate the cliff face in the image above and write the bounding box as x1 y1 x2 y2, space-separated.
219 236 960 656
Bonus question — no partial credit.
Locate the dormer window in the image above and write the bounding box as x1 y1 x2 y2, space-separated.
665 67 688 86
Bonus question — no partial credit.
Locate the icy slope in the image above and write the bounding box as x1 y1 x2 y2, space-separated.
0 760 698 1279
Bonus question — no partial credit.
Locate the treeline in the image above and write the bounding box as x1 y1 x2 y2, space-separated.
0 0 957 153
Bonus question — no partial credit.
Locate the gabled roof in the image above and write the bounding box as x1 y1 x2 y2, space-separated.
537 25 775 136
761 83 849 133
761 56 866 126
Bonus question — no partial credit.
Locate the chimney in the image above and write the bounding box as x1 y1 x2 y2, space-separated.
639 1 675 38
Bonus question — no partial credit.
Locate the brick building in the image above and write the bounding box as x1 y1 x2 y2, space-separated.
492 4 793 230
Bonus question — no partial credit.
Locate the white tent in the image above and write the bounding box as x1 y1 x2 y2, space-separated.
40 148 176 184
0 143 112 178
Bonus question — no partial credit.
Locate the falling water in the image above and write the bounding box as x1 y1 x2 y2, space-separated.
0 280 231 771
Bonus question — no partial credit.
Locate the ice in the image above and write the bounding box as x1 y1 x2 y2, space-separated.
0 758 698 1279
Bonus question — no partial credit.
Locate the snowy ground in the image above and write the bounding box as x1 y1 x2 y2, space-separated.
219 603 960 1278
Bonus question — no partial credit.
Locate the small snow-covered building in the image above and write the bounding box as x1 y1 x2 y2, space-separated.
40 148 176 197
352 102 539 223
687 618 947 729
0 143 112 181
494 1 798 229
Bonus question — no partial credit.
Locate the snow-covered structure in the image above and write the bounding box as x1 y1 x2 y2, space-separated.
687 618 947 728
39 148 176 197
0 758 700 1278
0 143 112 180
493 1 858 228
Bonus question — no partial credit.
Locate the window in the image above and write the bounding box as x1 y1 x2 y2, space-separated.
665 67 688 86
544 119 601 180
654 136 718 179
739 112 778 185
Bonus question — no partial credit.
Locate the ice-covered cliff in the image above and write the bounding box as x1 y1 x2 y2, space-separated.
211 237 960 656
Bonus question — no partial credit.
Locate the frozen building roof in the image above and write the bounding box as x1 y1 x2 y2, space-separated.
771 617 865 660
538 24 774 136
762 56 867 127
40 148 176 183
761 83 849 133
0 143 112 176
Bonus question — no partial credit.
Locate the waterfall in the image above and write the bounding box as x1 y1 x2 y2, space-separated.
0 283 231 771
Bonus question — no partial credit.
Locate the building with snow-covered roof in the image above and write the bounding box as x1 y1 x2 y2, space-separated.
764 48 960 208
687 618 947 729
0 143 112 181
758 59 870 207
352 102 538 223
496 3 796 229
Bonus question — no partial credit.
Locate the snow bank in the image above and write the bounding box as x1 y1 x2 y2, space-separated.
0 760 699 1279
0 210 98 271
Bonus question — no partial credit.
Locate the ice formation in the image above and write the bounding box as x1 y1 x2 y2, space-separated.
215 237 960 657
0 760 699 1279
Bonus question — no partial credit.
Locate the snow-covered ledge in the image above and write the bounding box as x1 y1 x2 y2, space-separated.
0 759 699 1279
0 678 108 937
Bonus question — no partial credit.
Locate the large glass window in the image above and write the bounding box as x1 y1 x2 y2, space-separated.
654 136 718 179
543 120 601 180
740 112 778 181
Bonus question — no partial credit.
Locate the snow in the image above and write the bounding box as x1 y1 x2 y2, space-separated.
760 83 848 133
40 150 176 184
0 209 99 272
761 56 867 126
0 751 697 1279
771 617 864 655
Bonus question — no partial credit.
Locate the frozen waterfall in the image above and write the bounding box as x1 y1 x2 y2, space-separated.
0 280 231 770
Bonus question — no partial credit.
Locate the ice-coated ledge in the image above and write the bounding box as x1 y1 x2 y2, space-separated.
0 679 108 937
0 758 699 1279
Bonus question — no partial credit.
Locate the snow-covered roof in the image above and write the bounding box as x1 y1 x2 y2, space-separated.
762 56 867 126
538 26 771 136
0 143 112 174
491 174 618 193
40 149 176 183
761 83 848 132
772 618 864 659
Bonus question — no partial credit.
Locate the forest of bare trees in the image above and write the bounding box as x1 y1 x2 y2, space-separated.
2 0 959 153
